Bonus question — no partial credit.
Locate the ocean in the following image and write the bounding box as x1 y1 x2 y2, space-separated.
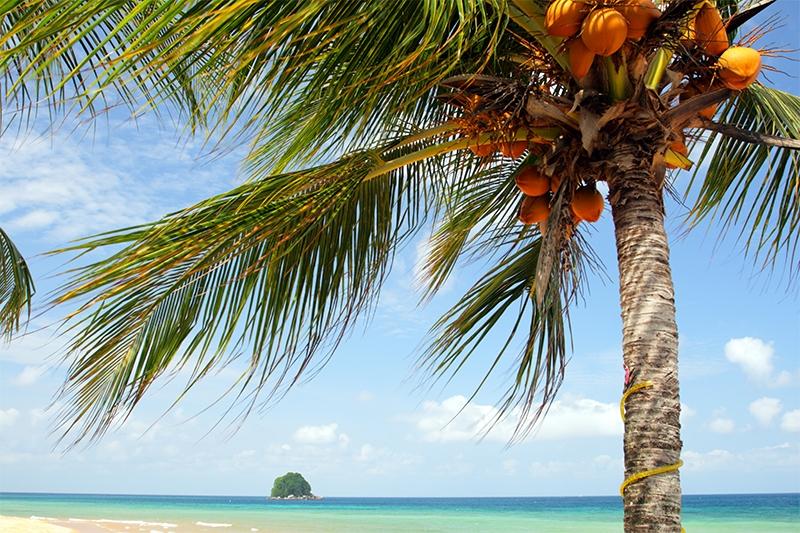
1 492 798 532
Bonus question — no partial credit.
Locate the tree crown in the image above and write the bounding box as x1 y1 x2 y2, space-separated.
270 472 313 498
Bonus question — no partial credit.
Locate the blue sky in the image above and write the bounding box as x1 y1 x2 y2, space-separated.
1 10 799 498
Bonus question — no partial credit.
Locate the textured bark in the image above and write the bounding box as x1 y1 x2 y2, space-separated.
608 148 682 533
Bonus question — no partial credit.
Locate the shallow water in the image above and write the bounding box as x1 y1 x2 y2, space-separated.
1 492 798 532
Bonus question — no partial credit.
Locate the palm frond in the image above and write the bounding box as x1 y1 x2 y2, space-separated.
419 228 586 442
2 1 512 168
0 1 202 128
420 159 521 299
49 129 486 443
0 228 35 339
688 84 800 275
208 0 512 172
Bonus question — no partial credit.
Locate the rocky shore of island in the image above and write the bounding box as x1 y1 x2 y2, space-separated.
268 494 323 501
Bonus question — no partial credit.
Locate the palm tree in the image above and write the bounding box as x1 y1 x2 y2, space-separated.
1 0 798 530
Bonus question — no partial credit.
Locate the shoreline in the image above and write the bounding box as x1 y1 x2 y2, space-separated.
0 515 79 533
0 514 169 533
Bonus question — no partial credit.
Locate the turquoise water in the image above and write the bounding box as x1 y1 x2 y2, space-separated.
1 492 798 532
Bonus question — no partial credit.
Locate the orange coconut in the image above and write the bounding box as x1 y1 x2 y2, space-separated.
516 167 551 197
581 8 628 57
718 47 761 90
695 4 729 56
619 0 660 41
545 0 588 38
571 186 604 222
519 195 551 225
665 139 689 169
568 38 595 79
499 140 529 158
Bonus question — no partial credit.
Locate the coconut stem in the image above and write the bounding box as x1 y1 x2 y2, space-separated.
387 121 461 152
644 48 673 92
365 126 562 181
604 56 632 102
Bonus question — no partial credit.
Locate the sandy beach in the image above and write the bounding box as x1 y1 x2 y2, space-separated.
0 515 78 533
0 515 123 533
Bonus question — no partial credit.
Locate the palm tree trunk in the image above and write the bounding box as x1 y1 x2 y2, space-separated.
608 153 682 533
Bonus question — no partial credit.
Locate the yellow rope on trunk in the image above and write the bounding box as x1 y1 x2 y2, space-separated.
619 459 684 497
619 380 686 533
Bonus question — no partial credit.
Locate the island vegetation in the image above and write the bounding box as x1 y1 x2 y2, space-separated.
270 472 320 500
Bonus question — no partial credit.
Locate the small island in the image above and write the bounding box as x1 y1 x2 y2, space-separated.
269 472 322 500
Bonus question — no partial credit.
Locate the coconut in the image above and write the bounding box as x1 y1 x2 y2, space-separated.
545 0 588 38
519 195 551 225
718 47 761 90
568 39 595 79
581 8 628 57
619 0 660 41
516 167 550 197
571 186 604 222
695 4 729 56
499 141 529 159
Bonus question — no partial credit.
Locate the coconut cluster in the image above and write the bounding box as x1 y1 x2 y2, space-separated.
456 0 768 236
516 164 604 228
685 3 762 91
545 0 661 79
546 0 762 93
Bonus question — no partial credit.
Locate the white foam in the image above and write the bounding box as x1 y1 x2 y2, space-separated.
195 522 233 528
67 518 178 528
30 516 55 521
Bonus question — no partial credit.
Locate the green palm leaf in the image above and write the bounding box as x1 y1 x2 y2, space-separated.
2 1 511 167
0 228 34 339
420 229 584 441
50 130 487 442
0 1 201 126
689 85 800 273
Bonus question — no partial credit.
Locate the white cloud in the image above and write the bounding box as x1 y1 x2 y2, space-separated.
407 395 621 443
293 423 348 446
0 135 153 240
683 449 736 471
709 417 735 434
0 127 235 244
29 403 61 426
749 397 782 426
592 454 620 470
530 460 573 477
12 365 46 386
353 443 420 475
356 390 374 402
724 337 774 383
0 452 35 464
0 327 66 366
501 459 519 476
780 410 800 432
773 371 792 387
0 408 20 429
356 444 376 462
680 403 696 424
